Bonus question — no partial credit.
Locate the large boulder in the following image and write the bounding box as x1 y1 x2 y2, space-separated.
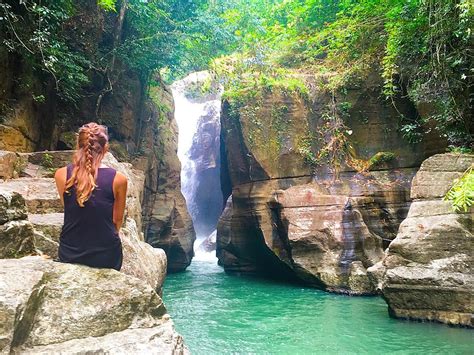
378 153 474 327
0 257 187 354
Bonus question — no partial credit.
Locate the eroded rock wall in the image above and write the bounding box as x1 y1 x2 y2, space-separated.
217 74 445 294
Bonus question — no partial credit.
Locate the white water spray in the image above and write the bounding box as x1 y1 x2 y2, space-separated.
172 72 223 260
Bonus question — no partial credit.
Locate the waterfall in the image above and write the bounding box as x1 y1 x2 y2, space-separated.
172 71 223 260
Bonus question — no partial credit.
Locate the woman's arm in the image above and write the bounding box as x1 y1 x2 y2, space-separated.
54 167 67 207
112 172 128 232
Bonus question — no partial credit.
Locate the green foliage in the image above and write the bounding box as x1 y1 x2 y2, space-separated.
445 166 474 212
0 0 90 103
367 152 396 169
297 134 319 168
214 0 473 149
97 0 116 11
40 153 54 168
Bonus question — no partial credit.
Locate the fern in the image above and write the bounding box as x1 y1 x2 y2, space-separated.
444 166 474 212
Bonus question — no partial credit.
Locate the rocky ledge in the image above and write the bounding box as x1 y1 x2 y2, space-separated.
0 150 188 353
0 257 187 354
371 153 474 327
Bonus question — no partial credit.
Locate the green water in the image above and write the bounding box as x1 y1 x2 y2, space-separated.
163 260 473 354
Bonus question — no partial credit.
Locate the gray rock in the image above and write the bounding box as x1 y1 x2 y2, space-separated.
0 220 35 258
121 217 167 293
0 257 188 354
380 153 474 327
0 191 27 224
0 178 62 214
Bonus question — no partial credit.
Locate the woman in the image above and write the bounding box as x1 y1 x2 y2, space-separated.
54 122 128 270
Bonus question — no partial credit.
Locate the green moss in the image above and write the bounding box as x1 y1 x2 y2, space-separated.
367 152 396 169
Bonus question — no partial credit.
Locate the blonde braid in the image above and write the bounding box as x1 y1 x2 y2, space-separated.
86 129 97 189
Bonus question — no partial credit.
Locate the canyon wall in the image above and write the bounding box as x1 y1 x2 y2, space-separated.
217 73 445 294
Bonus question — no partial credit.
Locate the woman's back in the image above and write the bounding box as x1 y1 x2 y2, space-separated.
58 166 123 270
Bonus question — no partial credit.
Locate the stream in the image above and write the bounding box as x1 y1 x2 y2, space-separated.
163 260 473 354
167 72 473 354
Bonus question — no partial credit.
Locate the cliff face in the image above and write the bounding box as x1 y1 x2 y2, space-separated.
217 73 445 294
0 0 195 271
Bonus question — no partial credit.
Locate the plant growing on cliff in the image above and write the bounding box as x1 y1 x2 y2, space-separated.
0 0 91 103
445 166 474 212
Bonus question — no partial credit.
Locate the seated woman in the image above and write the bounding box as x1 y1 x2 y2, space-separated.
54 122 128 270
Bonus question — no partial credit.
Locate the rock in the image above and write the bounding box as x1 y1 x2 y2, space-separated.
217 171 414 294
410 153 474 199
0 257 188 354
0 220 35 258
217 73 446 292
0 191 27 224
140 86 196 272
0 178 61 214
0 190 35 258
0 151 17 180
121 217 167 293
380 153 474 327
28 213 62 258
198 230 217 253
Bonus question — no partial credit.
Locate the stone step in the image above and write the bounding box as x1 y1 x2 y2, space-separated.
0 178 62 214
28 213 63 259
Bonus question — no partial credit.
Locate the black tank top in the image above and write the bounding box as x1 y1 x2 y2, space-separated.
58 164 123 270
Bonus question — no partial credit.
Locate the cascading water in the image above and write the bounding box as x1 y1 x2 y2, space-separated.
172 72 223 259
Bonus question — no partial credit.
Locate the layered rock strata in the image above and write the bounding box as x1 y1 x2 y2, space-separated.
217 75 444 294
137 85 195 271
374 153 473 327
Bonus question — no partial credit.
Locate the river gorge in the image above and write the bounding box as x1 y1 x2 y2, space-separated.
0 1 473 353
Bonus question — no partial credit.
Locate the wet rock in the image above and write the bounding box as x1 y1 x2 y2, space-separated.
0 257 188 354
267 178 409 294
198 230 217 253
380 153 474 327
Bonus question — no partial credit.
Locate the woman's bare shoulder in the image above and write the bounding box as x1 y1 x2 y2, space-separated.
113 171 128 186
54 166 68 181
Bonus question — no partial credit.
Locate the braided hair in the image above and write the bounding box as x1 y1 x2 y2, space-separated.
65 122 109 207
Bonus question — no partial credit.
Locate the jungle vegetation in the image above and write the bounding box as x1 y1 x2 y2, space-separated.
1 0 472 209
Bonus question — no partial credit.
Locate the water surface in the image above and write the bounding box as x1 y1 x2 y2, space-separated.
163 261 473 354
